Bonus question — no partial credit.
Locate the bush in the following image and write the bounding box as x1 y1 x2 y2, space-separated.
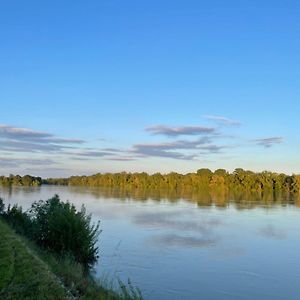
29 195 100 269
3 204 33 236
0 198 4 214
1 195 100 270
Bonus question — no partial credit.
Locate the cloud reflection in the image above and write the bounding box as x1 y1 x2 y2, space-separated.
259 225 287 240
133 211 222 234
133 211 221 248
150 234 216 248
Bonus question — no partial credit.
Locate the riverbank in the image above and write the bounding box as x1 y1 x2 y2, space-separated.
0 215 142 300
0 219 67 299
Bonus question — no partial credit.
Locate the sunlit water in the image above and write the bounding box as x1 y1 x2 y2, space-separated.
1 185 300 300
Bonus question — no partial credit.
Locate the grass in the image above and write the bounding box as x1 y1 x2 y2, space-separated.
0 218 142 299
0 219 67 299
36 251 142 300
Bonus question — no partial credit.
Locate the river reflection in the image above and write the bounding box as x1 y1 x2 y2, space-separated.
55 185 297 208
1 185 300 300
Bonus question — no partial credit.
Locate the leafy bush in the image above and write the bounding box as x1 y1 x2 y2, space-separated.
0 198 4 214
29 195 100 269
3 204 33 236
1 195 100 270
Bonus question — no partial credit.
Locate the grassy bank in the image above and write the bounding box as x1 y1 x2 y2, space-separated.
0 218 142 300
0 219 67 299
28 239 142 300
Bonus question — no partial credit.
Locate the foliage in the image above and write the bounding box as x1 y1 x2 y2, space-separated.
29 195 100 268
0 174 42 186
1 195 100 270
43 177 69 185
0 197 4 214
3 204 33 236
3 169 300 194
44 169 300 194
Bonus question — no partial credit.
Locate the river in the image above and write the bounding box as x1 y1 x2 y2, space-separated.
1 185 300 300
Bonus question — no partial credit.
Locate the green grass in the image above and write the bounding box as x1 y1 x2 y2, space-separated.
35 251 142 300
0 219 142 300
0 219 67 300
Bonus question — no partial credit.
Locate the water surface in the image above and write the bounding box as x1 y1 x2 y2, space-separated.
1 186 300 300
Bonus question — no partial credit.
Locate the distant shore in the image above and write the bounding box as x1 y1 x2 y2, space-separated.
1 168 300 194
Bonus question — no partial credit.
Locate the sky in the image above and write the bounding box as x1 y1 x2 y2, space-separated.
0 0 300 177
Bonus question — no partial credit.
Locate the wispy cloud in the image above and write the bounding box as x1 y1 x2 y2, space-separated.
0 124 85 153
254 137 283 148
98 134 230 162
0 124 84 144
146 125 216 137
135 138 210 151
65 149 127 161
129 138 226 160
0 124 52 140
70 151 113 158
0 140 77 153
107 157 137 161
0 121 286 174
0 157 56 168
204 115 241 126
132 144 196 160
102 148 124 153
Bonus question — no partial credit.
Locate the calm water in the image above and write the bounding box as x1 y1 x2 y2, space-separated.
1 185 300 300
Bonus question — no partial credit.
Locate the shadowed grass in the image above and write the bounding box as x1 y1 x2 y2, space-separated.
0 219 67 299
37 252 142 300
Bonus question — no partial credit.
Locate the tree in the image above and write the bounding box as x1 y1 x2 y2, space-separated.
214 169 227 176
197 168 213 177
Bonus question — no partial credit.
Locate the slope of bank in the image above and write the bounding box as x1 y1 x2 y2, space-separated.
0 218 142 300
0 195 142 300
0 219 67 299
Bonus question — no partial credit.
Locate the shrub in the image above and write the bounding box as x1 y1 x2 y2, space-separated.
29 195 100 269
0 198 4 214
3 204 33 236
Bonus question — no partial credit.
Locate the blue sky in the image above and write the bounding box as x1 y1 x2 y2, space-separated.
0 0 299 177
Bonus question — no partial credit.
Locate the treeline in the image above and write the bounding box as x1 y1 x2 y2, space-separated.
47 168 300 194
0 174 42 186
2 169 300 194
